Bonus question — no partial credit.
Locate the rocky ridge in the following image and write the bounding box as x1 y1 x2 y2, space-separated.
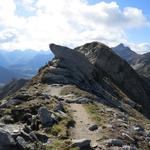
0 42 149 150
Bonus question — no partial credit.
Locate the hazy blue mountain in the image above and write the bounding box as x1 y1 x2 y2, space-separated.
0 49 40 66
0 49 53 84
0 52 10 67
11 52 54 77
0 65 24 84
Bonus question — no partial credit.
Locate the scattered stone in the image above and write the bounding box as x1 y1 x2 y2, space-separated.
122 145 137 150
35 132 49 143
132 124 144 132
22 113 32 124
91 142 98 148
57 110 68 117
37 92 50 99
16 136 27 149
71 139 91 149
30 115 40 131
89 124 98 131
104 139 124 147
122 133 135 142
20 130 32 142
23 125 32 134
54 102 65 112
29 132 38 141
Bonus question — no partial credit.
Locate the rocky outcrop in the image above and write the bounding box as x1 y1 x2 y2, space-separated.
44 42 150 114
0 128 16 149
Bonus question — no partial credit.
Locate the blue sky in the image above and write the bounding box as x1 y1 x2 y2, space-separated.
89 0 150 44
0 0 149 53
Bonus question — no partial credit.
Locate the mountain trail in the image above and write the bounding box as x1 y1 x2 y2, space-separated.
69 103 100 145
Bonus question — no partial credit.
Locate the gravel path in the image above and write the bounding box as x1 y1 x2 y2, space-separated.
69 103 100 145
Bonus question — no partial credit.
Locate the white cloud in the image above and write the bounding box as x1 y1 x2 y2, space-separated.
129 43 150 54
0 0 149 52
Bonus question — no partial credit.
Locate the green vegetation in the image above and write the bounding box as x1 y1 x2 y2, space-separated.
46 113 75 139
84 103 105 125
45 140 79 150
60 85 96 98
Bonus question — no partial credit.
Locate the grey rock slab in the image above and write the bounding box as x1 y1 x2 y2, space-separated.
104 139 124 147
0 127 16 146
89 124 98 131
71 139 91 148
122 145 137 150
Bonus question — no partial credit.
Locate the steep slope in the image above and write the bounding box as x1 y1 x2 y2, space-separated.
75 42 149 112
131 52 150 78
0 79 28 99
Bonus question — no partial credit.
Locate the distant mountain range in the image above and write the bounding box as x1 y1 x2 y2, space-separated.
0 44 149 86
0 49 54 85
112 44 150 79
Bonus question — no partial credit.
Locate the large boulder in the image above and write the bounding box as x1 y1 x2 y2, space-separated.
71 139 91 149
38 107 55 127
0 128 16 148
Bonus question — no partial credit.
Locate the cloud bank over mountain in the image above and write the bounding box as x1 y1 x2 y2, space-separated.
0 0 149 53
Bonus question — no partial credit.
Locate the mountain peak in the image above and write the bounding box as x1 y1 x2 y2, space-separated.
116 43 126 48
112 43 139 63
